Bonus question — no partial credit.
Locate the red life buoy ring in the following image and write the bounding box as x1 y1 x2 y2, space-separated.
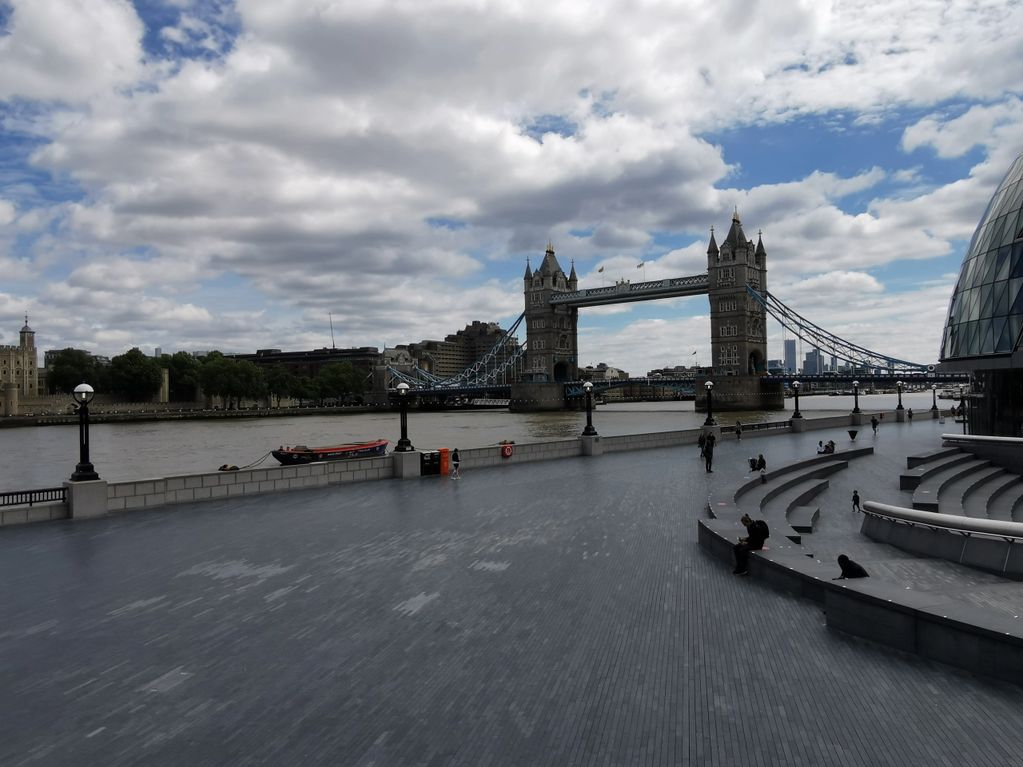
501 444 513 458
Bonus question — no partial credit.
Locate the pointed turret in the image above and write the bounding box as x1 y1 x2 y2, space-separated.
707 226 718 257
722 210 747 254
568 260 578 289
538 242 564 278
19 314 35 349
755 231 766 264
523 257 533 281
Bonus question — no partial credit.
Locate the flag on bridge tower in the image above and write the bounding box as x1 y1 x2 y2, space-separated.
597 266 604 273
637 262 644 268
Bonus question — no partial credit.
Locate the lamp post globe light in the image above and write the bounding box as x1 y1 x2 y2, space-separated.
703 380 716 427
582 381 597 436
791 380 802 419
896 380 904 411
393 382 414 452
931 384 938 412
70 383 99 482
852 380 861 414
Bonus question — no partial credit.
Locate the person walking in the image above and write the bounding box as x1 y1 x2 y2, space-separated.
735 420 743 441
451 448 461 480
870 415 879 435
698 432 707 458
704 432 716 472
907 408 913 422
852 490 860 512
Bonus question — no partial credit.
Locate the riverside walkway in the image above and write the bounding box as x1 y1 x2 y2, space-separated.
2 417 1022 766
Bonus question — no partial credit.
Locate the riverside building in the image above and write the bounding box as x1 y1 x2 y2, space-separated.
941 152 1023 435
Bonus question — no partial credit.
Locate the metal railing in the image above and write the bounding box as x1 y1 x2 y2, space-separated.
1 487 67 508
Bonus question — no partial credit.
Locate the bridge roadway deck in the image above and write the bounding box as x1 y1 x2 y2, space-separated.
1 419 1022 765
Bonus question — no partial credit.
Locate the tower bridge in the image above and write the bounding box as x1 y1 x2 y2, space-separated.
385 211 944 412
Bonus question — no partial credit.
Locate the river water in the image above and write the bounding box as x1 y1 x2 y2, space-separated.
1 391 942 490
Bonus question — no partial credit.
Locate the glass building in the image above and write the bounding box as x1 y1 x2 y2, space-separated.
940 153 1023 435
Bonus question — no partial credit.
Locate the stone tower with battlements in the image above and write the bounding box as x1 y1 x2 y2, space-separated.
522 244 579 383
0 316 39 416
706 212 769 377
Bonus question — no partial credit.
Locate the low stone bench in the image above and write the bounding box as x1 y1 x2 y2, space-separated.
900 452 975 490
788 505 820 534
911 458 991 511
907 446 961 469
697 516 1023 685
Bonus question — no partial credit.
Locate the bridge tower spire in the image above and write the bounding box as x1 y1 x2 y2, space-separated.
707 211 769 378
521 242 579 387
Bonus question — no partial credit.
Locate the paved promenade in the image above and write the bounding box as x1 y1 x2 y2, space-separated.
2 417 1022 766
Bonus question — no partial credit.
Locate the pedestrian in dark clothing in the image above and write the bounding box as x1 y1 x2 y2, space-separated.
833 554 869 579
755 454 766 483
698 432 706 458
870 416 879 435
451 448 461 479
735 421 742 441
907 408 913 422
733 513 769 575
852 490 860 512
704 433 715 472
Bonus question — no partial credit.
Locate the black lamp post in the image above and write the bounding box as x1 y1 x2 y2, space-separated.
959 385 967 434
70 383 99 481
896 380 904 411
931 384 938 412
852 380 861 414
393 382 414 452
704 380 716 426
791 380 802 419
582 381 597 436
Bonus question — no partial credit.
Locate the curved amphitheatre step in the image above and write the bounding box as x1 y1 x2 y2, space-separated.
962 472 1022 519
760 477 831 542
906 446 961 469
987 480 1023 521
937 465 1005 515
911 458 991 511
900 452 976 491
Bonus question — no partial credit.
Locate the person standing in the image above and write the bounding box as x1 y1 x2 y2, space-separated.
704 432 716 472
852 490 860 512
451 448 461 480
698 432 707 458
735 421 743 441
907 408 913 422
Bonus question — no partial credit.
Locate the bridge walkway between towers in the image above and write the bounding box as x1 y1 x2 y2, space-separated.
1 419 1021 765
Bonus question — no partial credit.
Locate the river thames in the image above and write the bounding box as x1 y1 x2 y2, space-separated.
1 391 942 489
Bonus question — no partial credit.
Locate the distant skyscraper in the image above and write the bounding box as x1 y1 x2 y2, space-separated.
784 339 797 373
155 346 162 358
803 348 823 375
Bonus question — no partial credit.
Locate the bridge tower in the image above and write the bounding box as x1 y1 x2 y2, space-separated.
702 212 783 412
510 244 580 410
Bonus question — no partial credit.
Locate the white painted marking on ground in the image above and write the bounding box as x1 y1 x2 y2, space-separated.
394 592 439 616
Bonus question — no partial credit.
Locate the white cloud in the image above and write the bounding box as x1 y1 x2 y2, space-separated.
0 0 145 102
1 0 1020 370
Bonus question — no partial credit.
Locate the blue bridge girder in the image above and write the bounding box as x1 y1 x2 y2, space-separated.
548 274 709 307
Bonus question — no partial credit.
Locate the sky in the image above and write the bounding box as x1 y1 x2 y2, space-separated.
1 0 1022 376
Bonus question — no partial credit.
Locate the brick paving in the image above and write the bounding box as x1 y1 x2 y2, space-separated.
2 416 1023 766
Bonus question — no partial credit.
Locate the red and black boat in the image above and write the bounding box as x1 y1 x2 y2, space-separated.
272 439 389 465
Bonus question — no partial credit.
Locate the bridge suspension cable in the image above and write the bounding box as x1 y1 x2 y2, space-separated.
387 312 527 390
747 286 929 373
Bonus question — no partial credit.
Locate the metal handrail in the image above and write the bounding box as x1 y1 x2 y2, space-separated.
862 500 1023 541
1 487 68 508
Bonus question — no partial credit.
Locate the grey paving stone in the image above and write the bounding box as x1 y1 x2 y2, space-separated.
0 416 1021 766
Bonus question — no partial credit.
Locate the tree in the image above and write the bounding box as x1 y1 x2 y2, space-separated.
265 364 297 407
317 362 362 401
162 351 201 402
107 348 164 402
199 355 266 408
47 348 101 394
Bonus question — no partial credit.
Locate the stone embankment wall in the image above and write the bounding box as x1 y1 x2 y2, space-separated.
3 411 908 525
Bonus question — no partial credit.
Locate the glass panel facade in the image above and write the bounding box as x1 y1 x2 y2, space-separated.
942 154 1023 361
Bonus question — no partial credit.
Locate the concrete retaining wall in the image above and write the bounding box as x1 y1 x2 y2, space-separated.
104 455 394 513
1 502 68 526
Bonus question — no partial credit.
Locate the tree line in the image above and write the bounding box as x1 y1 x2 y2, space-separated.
46 348 366 407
